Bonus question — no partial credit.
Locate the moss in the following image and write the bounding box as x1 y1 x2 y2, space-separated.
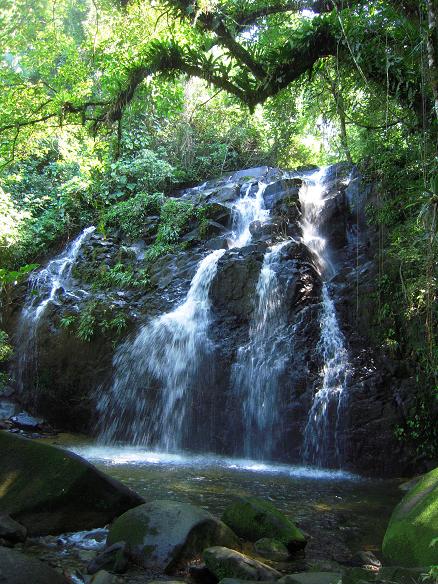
0 431 143 535
382 466 438 567
222 497 306 551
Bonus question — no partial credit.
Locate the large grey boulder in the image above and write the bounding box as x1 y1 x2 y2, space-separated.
106 500 240 572
0 431 144 535
0 547 68 584
203 546 282 581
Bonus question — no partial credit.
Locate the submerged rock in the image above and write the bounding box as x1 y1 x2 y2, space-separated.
0 431 144 535
203 546 281 581
106 500 240 572
0 546 68 584
222 497 306 551
382 466 438 567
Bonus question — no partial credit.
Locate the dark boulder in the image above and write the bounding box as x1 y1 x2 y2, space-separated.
0 431 144 535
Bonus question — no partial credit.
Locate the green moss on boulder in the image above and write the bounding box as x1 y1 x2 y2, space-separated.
382 466 438 567
222 497 306 551
107 500 240 572
0 431 143 535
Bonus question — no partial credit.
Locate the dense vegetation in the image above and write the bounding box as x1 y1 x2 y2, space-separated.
0 0 437 456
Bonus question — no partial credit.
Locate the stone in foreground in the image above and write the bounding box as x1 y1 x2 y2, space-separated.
0 431 144 535
106 500 240 572
382 466 438 567
0 513 27 543
203 546 282 581
0 546 68 584
222 497 306 551
254 537 290 561
279 573 341 584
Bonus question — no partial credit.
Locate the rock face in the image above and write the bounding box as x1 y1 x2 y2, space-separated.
203 546 282 581
5 163 428 476
382 466 438 566
0 546 68 584
106 500 240 572
0 513 27 543
0 431 144 535
222 497 306 551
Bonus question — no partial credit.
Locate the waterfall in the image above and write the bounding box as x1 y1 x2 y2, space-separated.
231 240 290 460
98 178 271 449
14 226 95 397
299 169 350 467
229 182 269 248
98 249 226 449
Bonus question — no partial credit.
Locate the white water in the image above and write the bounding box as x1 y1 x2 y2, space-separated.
98 248 225 449
229 182 269 248
299 170 350 467
231 240 290 460
15 226 95 395
98 178 271 449
69 444 358 480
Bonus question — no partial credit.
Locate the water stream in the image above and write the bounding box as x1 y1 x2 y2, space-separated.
299 169 351 467
98 178 271 449
14 226 96 397
231 240 290 460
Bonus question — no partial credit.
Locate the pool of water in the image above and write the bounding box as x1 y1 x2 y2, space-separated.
67 443 401 563
25 438 402 582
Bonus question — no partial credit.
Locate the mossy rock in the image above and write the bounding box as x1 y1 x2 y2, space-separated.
0 546 68 584
222 497 306 551
382 466 438 567
107 500 240 572
203 546 281 581
0 431 143 535
279 573 341 584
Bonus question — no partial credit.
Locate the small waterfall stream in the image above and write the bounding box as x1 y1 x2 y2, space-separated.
97 248 226 449
98 179 271 449
231 240 289 460
299 169 350 467
15 226 95 396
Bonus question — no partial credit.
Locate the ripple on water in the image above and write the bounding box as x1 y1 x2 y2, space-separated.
69 446 360 481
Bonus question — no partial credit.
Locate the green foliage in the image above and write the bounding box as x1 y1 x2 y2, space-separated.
70 300 130 342
101 192 163 240
91 263 151 291
0 331 13 362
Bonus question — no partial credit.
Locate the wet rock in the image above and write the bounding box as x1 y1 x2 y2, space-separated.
0 513 27 543
222 497 306 552
0 546 68 583
263 178 302 209
382 465 438 567
89 570 120 584
87 542 130 574
349 551 381 570
0 431 144 536
106 500 239 572
203 546 281 581
279 573 341 584
254 538 290 561
10 412 45 429
210 250 264 320
189 563 219 584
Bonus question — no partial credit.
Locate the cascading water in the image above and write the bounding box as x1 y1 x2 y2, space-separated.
231 240 290 460
229 182 269 248
299 169 350 467
15 226 96 396
98 179 271 450
97 249 225 450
